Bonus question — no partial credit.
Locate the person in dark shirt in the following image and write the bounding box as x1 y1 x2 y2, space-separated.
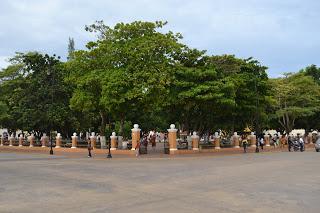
87 139 92 158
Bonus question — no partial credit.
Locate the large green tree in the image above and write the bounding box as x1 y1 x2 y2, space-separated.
270 73 320 134
304 64 320 84
205 55 270 134
0 101 9 125
67 21 185 136
0 52 78 137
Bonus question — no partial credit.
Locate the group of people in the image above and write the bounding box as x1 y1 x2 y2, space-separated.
240 133 309 153
84 130 317 157
287 134 306 152
85 130 162 158
135 130 158 156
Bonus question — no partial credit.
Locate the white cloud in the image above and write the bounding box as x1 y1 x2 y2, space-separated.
0 0 319 77
0 56 10 70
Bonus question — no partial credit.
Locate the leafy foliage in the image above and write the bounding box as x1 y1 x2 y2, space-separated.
269 73 320 133
0 20 318 137
0 52 79 137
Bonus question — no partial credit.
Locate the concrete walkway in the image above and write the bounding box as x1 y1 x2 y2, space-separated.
0 149 319 213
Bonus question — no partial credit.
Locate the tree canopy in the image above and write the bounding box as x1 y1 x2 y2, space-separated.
0 20 319 137
269 72 320 134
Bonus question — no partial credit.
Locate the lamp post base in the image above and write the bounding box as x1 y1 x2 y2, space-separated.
107 144 112 158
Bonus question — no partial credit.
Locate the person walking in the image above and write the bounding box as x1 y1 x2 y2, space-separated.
259 136 264 150
87 139 92 158
150 132 156 152
280 134 287 149
135 139 141 157
241 135 248 153
255 139 260 153
288 134 293 152
272 134 277 148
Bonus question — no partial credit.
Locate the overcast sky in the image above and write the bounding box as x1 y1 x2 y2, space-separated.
0 0 319 77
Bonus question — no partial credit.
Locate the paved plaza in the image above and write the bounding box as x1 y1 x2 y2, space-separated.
0 150 319 213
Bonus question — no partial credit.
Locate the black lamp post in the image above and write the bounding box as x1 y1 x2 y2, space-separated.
254 72 261 153
47 69 54 155
49 132 54 155
107 138 112 158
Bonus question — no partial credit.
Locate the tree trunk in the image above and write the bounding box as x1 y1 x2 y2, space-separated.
99 111 107 136
119 115 125 136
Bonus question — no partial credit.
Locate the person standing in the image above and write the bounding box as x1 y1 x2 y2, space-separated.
151 132 156 152
272 134 277 148
87 139 92 158
298 134 304 152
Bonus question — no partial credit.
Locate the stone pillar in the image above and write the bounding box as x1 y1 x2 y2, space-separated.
100 136 107 149
90 132 97 149
55 133 62 148
28 134 35 147
41 133 48 147
0 135 4 146
110 132 117 150
71 133 78 148
18 134 24 147
168 124 178 154
118 136 123 149
131 124 141 150
9 134 14 146
191 131 199 151
264 134 270 147
214 132 221 149
233 132 240 148
250 132 257 147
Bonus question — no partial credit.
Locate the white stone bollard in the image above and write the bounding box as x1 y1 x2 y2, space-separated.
191 131 199 151
90 132 97 149
9 134 14 146
0 135 4 146
214 132 221 150
233 132 240 148
250 132 257 148
131 124 141 150
71 133 78 148
41 133 48 147
28 134 35 147
167 124 178 153
110 132 117 150
19 134 24 147
55 133 62 148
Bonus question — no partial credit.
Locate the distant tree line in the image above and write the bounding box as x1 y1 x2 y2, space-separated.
0 21 320 138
